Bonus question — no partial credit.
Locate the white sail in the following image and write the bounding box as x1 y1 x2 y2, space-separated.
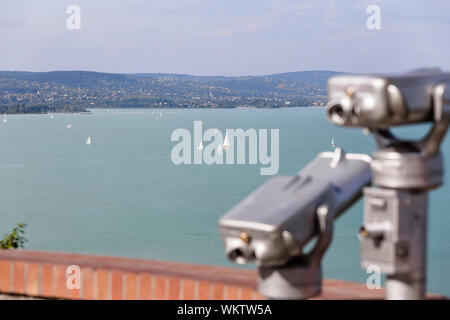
66 123 72 129
196 141 204 150
223 133 231 148
86 136 92 145
2 117 7 123
331 137 335 149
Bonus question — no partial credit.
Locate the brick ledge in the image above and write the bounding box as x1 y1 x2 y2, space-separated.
0 250 445 300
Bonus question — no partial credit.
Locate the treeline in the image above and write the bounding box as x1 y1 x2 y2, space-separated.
0 103 87 114
104 96 325 109
0 70 335 111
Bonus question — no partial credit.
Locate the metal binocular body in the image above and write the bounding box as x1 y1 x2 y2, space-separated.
219 69 450 300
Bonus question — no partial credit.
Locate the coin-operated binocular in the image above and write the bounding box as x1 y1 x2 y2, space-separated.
219 69 450 300
220 149 371 299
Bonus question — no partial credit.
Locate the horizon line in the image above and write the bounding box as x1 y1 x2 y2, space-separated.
0 69 346 78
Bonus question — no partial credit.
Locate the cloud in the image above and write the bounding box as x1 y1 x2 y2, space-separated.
1 0 449 74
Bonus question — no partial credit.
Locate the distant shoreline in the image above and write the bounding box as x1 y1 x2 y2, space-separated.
0 70 333 112
0 105 326 115
0 108 90 115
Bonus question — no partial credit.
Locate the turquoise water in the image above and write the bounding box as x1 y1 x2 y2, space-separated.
0 108 448 296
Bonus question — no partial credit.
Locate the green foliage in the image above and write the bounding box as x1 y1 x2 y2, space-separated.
0 103 87 115
0 70 338 111
0 223 27 249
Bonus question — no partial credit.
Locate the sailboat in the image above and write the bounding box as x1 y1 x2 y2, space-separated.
66 123 72 129
223 133 231 149
86 136 92 145
196 141 204 150
331 137 335 149
2 115 7 123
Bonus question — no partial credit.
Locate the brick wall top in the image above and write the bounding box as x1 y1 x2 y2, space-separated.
0 250 445 300
0 250 255 288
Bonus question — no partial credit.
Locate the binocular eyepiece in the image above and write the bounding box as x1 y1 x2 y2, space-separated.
327 71 450 128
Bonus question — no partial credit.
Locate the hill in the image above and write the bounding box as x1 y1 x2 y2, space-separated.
0 70 342 113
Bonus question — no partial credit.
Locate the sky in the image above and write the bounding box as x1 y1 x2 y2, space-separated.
0 0 449 76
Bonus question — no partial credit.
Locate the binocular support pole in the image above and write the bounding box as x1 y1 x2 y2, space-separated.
386 270 427 300
362 182 428 299
360 119 448 299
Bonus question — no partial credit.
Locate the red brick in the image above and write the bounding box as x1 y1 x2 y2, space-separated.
68 286 81 299
25 263 40 296
153 275 166 300
82 268 95 300
0 260 10 292
139 273 151 300
97 269 110 300
111 270 123 300
212 282 224 300
182 278 196 300
67 265 82 299
226 285 239 300
0 250 445 301
168 277 180 300
41 264 54 297
198 281 210 300
241 287 253 300
252 291 266 300
12 261 25 294
125 272 137 300
55 265 68 298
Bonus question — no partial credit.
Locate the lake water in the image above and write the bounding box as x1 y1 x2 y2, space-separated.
0 108 449 296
